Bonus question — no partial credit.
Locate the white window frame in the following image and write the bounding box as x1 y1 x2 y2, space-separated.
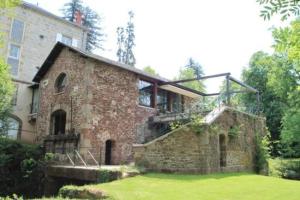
7 43 21 77
10 18 25 44
56 33 78 47
8 43 21 59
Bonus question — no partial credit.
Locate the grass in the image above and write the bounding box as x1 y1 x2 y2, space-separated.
61 172 300 200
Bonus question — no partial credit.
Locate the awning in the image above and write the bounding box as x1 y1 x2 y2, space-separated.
159 84 202 99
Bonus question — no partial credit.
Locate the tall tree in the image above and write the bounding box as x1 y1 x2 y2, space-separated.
241 52 285 142
61 0 83 22
175 58 205 92
185 58 204 78
269 19 300 157
82 6 104 51
116 11 136 66
61 0 104 51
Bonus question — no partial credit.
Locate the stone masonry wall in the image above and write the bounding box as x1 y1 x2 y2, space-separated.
133 109 266 173
37 48 91 144
37 48 160 165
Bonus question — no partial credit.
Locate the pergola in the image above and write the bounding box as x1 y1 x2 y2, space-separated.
160 72 260 106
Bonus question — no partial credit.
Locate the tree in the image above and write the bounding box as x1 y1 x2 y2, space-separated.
241 52 285 144
0 0 17 127
116 11 136 66
61 0 104 51
0 60 14 119
269 19 300 156
143 66 158 76
0 0 20 9
185 58 204 78
82 6 104 51
257 0 300 20
175 58 205 92
61 0 83 22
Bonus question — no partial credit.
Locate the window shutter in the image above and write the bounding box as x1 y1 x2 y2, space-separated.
72 39 78 47
56 33 62 42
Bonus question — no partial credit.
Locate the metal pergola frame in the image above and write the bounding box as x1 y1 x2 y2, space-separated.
160 72 260 106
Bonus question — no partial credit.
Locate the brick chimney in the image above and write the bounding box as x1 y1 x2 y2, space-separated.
74 10 83 25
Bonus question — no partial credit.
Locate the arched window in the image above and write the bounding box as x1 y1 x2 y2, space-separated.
50 109 66 135
0 115 21 140
55 73 67 93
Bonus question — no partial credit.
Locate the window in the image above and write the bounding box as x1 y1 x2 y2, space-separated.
11 84 18 106
139 80 153 107
7 44 20 76
157 89 168 112
61 35 72 46
0 117 21 140
50 110 66 135
9 44 20 59
10 19 24 43
31 88 39 114
172 93 183 112
56 33 78 47
55 73 67 93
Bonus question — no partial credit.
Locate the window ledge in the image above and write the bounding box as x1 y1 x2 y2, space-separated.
54 91 65 95
138 105 157 110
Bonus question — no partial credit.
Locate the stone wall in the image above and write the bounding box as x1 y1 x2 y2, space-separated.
133 109 266 173
37 48 161 165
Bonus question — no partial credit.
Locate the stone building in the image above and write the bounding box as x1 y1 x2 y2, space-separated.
33 42 203 165
0 1 88 143
33 42 266 173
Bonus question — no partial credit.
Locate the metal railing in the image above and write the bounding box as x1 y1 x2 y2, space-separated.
50 147 101 167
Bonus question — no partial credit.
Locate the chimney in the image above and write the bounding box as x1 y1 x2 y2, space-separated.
74 10 83 25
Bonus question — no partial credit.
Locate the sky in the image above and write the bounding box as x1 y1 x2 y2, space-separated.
25 0 291 93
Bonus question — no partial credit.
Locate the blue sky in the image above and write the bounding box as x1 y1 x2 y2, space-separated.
26 0 291 92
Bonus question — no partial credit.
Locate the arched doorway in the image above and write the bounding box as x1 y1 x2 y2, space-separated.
50 109 66 135
219 134 227 167
105 140 114 165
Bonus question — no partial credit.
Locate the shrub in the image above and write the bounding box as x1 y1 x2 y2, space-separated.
97 169 121 183
0 138 46 198
278 160 300 180
254 133 271 174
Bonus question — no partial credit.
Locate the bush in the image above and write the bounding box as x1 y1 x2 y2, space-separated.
0 138 46 198
254 134 270 174
268 158 300 180
97 169 122 183
59 185 107 199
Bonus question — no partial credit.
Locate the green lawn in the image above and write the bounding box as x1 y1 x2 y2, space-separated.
63 172 300 200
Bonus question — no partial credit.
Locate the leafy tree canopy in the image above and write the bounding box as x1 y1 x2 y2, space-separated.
175 58 205 92
0 0 17 121
0 60 14 118
0 0 19 8
143 66 158 76
242 19 300 157
257 0 300 20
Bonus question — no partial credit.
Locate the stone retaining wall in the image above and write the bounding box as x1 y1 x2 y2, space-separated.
133 109 266 173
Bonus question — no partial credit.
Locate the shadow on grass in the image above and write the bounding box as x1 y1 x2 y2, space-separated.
140 172 256 182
